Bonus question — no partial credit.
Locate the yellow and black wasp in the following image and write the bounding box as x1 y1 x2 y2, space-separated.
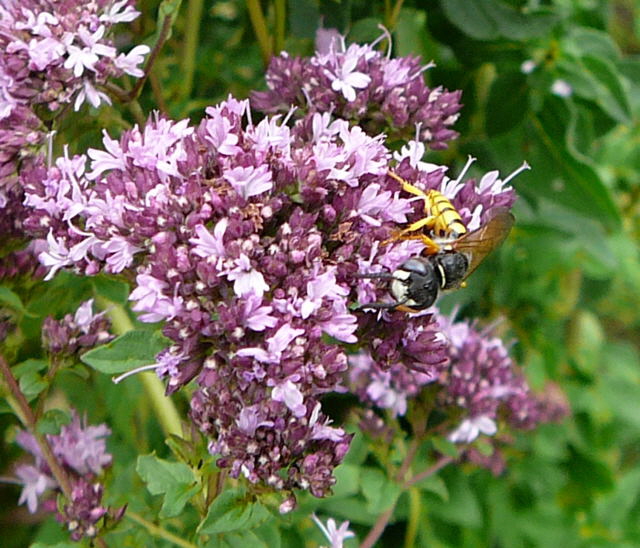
357 171 514 313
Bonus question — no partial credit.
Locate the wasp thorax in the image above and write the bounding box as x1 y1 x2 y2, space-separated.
434 252 469 290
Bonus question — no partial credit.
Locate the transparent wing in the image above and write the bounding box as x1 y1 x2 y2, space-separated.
452 208 515 279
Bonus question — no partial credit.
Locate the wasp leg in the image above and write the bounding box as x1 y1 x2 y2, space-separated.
395 304 421 314
382 215 436 244
388 171 435 215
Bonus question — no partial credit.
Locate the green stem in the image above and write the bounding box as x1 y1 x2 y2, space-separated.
274 0 286 55
125 511 197 548
0 355 73 500
180 0 204 101
96 298 182 438
246 0 273 65
404 488 421 548
128 8 176 101
361 454 455 548
385 0 404 30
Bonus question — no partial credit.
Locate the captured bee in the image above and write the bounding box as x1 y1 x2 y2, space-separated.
383 170 468 254
357 206 514 313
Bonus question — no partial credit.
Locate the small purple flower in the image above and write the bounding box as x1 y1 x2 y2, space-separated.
42 299 113 356
223 164 273 200
311 513 355 548
14 410 113 516
15 464 57 513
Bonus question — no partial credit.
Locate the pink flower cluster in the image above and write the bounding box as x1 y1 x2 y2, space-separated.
252 28 463 150
20 31 554 502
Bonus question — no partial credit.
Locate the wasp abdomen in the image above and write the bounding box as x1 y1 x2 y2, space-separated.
427 190 467 239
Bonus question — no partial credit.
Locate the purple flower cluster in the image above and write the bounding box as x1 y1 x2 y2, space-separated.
14 410 122 540
21 33 527 501
437 312 568 443
42 299 113 357
252 29 462 150
0 0 148 251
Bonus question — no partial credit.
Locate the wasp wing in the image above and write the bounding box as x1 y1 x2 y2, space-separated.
452 208 515 279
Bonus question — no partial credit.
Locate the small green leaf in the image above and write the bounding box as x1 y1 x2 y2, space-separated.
37 409 71 435
91 276 129 305
81 330 170 375
18 370 48 399
332 464 360 498
563 26 622 61
198 488 271 535
0 286 26 313
361 468 401 513
154 0 183 45
136 454 199 518
431 436 459 457
486 72 529 136
441 0 558 41
202 530 269 548
415 475 449 501
530 97 621 231
12 359 48 377
31 543 77 548
581 55 632 124
288 0 320 39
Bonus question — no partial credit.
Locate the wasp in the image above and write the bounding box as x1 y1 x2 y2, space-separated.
357 171 514 313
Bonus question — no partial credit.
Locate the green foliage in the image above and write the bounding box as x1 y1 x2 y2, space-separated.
81 330 171 375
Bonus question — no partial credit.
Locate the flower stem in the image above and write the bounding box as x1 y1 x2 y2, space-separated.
404 487 421 548
246 0 272 65
125 511 197 548
403 455 454 489
361 454 455 548
361 505 395 548
128 5 176 101
96 299 182 438
274 0 286 55
0 354 73 500
180 0 204 101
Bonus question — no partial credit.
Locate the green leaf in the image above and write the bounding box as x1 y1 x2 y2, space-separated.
486 72 529 136
136 454 199 518
18 370 48 399
0 286 26 313
31 543 77 548
430 472 482 527
563 26 622 61
81 330 170 375
198 488 271 535
441 0 558 41
12 359 48 377
202 523 282 548
431 436 459 458
91 276 129 305
529 97 621 231
153 0 183 46
415 475 449 501
440 0 497 40
331 463 360 498
595 468 640 527
288 0 320 39
202 530 271 548
360 468 401 513
37 409 71 435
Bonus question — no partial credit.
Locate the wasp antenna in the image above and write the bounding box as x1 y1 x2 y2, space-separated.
355 301 400 311
354 271 395 280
